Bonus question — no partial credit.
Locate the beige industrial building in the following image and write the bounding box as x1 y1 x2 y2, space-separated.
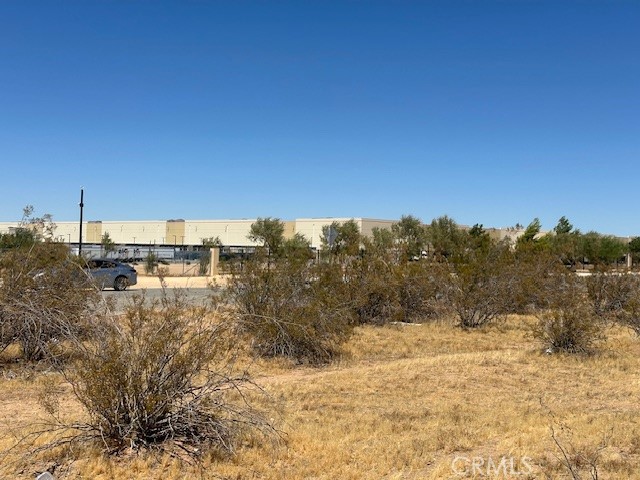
0 217 396 249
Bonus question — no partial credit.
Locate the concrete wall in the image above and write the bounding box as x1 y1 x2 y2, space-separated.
101 221 167 245
360 218 395 237
165 220 186 246
283 221 296 240
0 222 18 234
184 220 257 247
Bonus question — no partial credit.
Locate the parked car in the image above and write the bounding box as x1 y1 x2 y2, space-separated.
85 259 137 291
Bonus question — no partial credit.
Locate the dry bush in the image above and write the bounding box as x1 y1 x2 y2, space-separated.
532 275 605 354
442 246 517 328
226 257 353 364
542 402 612 480
340 255 446 325
549 424 610 480
509 251 570 314
342 255 398 325
39 291 275 458
586 272 640 335
393 261 446 323
0 243 98 362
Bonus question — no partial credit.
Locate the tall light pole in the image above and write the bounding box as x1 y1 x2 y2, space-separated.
78 188 84 255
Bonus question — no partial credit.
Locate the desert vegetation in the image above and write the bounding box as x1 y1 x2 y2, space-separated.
2 209 640 478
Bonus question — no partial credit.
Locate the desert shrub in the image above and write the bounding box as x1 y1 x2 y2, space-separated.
392 260 447 323
586 271 640 317
55 291 273 456
532 274 605 354
509 250 569 314
321 254 447 326
586 271 640 336
226 256 353 364
342 255 398 325
0 243 98 362
144 252 157 274
199 250 211 275
616 298 640 336
442 246 517 328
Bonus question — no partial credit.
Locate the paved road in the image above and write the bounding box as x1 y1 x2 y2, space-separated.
101 286 220 313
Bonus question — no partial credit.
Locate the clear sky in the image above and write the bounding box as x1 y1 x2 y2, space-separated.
1 1 638 236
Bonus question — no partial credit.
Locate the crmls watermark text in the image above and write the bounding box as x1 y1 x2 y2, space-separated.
451 456 534 476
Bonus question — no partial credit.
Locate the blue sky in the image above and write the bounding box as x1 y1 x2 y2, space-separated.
1 1 638 236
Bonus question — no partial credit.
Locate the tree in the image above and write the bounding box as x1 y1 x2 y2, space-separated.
101 232 116 257
553 216 573 235
578 232 627 266
199 236 223 275
392 215 427 261
425 215 466 259
598 235 627 265
370 226 395 252
202 236 223 247
546 217 579 266
518 218 541 243
0 205 55 249
629 237 640 264
248 217 286 272
467 223 491 253
248 217 285 257
321 220 361 259
282 232 313 262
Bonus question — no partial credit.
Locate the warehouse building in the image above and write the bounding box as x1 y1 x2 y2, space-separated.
0 217 396 250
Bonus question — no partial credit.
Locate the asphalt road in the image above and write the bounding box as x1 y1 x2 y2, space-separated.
101 287 220 313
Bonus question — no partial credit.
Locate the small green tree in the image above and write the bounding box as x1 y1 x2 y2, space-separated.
392 215 426 261
282 232 313 263
578 232 627 267
0 205 55 249
199 237 223 275
516 218 543 252
248 217 285 257
629 237 640 265
144 252 157 274
538 217 580 266
425 215 466 259
467 223 491 253
321 219 361 259
101 232 116 257
370 226 395 251
553 216 573 235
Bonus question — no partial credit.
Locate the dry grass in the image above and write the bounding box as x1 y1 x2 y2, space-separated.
2 315 640 479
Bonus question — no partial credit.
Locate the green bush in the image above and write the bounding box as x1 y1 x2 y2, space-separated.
144 252 157 274
226 256 353 364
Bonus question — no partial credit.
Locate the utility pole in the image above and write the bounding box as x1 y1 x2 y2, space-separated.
78 188 84 255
